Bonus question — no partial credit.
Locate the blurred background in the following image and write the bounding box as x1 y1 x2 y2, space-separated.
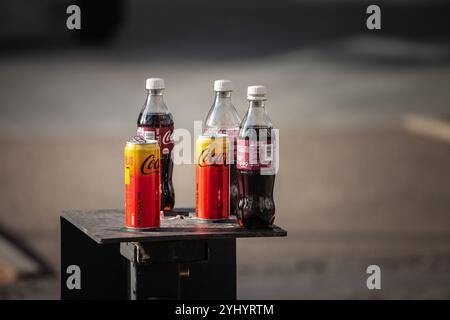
1 0 450 299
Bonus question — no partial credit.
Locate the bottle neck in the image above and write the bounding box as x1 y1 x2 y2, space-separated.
248 99 265 109
147 88 164 99
214 91 232 103
242 99 271 129
144 89 168 113
205 90 241 130
210 91 234 117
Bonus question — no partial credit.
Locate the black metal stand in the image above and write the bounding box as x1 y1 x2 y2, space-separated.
60 209 286 300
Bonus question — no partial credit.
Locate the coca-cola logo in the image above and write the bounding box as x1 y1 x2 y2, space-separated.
140 154 160 175
162 130 173 145
198 147 227 167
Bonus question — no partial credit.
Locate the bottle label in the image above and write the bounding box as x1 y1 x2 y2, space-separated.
137 126 174 156
237 139 275 170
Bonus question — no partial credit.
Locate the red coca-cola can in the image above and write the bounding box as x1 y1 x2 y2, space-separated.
124 137 161 229
195 134 230 220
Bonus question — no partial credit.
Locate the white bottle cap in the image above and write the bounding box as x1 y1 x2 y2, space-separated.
146 78 165 90
214 80 233 92
247 85 267 100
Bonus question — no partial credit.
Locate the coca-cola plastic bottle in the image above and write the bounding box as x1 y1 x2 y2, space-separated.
204 80 241 215
237 85 276 228
137 78 175 212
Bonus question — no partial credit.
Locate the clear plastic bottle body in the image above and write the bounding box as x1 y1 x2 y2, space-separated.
137 89 175 212
237 99 276 228
204 91 241 215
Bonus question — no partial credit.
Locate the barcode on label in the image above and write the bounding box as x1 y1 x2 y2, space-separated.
265 144 272 161
144 131 155 141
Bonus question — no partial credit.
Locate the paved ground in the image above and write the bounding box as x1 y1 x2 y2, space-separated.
0 36 450 299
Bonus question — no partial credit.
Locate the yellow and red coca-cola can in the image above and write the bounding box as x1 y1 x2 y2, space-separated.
195 134 230 220
124 137 160 229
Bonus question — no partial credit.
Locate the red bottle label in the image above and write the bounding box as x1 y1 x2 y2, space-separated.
137 126 174 156
237 139 274 170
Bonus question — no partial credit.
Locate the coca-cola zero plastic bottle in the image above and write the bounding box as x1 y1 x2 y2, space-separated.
137 78 175 212
204 80 241 215
237 85 276 228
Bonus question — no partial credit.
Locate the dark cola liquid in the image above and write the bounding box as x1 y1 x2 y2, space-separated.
138 112 175 212
237 126 275 228
238 171 275 228
230 163 238 215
